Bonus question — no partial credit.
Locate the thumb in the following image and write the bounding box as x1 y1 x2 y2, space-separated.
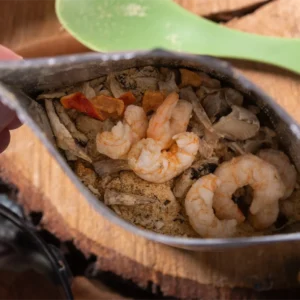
0 45 22 60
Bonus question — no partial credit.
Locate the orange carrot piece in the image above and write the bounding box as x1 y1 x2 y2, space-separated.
142 90 165 114
60 92 107 120
90 95 125 119
119 91 136 106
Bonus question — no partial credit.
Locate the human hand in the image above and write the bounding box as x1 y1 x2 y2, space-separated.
0 45 22 153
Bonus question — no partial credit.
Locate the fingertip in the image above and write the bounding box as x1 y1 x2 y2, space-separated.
0 101 18 131
0 45 22 60
7 117 22 130
0 130 11 153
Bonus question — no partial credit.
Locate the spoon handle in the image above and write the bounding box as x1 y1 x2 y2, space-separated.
205 28 300 74
167 2 300 74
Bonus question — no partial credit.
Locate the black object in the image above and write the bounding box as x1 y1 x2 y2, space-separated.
0 197 73 300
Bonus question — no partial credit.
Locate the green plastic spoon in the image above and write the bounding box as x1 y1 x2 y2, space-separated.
56 0 300 74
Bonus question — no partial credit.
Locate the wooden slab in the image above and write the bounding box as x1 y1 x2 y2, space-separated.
1 0 269 57
1 0 300 299
175 0 269 17
227 0 300 123
226 0 300 37
0 0 61 50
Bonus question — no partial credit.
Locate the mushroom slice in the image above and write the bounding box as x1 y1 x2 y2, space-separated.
196 86 220 101
133 67 159 96
93 159 131 177
109 67 159 100
223 88 243 107
75 115 114 139
37 91 66 100
66 108 81 122
135 77 158 93
115 69 137 90
54 101 88 144
226 141 246 155
88 76 106 92
80 82 96 99
135 66 159 78
242 140 264 154
45 100 92 163
109 68 140 98
200 88 244 122
108 74 127 98
213 105 260 140
173 158 218 198
198 137 216 159
76 115 114 162
54 81 97 99
189 116 205 138
65 151 77 161
97 89 112 97
67 80 99 98
233 127 278 154
202 91 230 122
180 87 214 132
104 189 155 206
26 99 55 144
158 71 178 95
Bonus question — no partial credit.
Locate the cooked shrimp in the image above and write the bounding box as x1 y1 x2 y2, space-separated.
97 105 148 159
213 154 285 226
248 202 279 230
147 92 192 149
96 122 132 159
128 132 200 183
185 174 237 238
258 149 297 200
124 105 148 143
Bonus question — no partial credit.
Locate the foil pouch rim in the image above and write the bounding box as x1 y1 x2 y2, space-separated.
0 49 299 250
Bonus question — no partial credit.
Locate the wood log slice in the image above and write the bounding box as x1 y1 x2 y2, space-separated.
1 0 300 299
1 0 271 57
175 0 270 19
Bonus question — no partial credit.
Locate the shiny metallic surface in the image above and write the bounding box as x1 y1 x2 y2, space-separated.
0 50 299 250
